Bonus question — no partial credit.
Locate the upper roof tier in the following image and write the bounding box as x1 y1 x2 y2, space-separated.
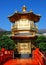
8 5 41 23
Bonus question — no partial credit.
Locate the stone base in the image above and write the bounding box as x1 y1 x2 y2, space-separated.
14 54 32 58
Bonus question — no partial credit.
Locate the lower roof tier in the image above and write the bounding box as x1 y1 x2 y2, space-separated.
10 35 37 40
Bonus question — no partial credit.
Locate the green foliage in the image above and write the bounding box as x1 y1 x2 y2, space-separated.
0 35 15 50
36 36 46 43
38 42 46 52
36 35 46 52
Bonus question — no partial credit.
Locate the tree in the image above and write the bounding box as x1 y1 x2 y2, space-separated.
0 35 15 50
36 35 46 52
38 42 46 52
36 36 46 43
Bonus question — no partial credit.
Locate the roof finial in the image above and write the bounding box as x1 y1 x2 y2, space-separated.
15 11 18 13
22 5 26 12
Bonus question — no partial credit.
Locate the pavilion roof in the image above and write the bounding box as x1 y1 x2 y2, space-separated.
8 6 41 23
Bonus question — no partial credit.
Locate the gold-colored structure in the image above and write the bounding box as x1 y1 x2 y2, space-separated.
8 6 41 58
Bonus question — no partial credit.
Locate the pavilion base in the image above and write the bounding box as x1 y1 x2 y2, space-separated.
14 54 32 59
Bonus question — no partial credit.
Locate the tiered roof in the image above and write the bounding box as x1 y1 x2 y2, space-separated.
8 6 41 23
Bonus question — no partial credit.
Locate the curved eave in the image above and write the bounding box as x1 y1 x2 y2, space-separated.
8 12 41 23
10 35 37 40
12 29 37 32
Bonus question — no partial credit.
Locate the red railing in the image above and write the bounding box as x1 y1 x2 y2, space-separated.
0 48 14 65
0 48 46 65
32 48 46 65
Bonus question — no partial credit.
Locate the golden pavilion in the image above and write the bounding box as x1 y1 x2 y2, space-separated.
8 5 41 58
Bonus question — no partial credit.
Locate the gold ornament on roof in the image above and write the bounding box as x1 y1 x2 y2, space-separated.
22 5 26 12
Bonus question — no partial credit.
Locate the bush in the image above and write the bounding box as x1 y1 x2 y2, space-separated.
0 35 15 50
36 36 46 52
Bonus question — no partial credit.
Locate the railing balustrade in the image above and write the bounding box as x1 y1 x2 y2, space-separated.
0 48 14 65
